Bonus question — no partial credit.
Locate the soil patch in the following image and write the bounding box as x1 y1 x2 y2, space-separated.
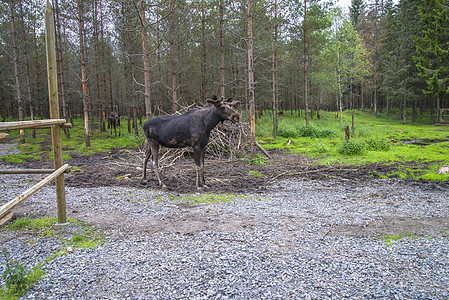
3 146 448 193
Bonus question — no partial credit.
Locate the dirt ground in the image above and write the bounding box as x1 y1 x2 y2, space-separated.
2 138 448 239
20 147 444 194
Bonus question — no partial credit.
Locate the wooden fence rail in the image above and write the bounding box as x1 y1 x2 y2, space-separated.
0 119 71 131
0 119 71 225
0 164 70 220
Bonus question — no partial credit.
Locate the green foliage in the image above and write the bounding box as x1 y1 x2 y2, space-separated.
2 216 104 298
249 170 265 177
8 216 58 234
414 0 449 98
338 140 365 156
1 249 30 294
365 138 391 151
310 142 328 154
157 193 247 205
277 124 337 139
256 110 448 182
247 153 270 166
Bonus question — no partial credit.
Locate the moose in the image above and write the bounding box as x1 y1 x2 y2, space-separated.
142 96 240 189
108 111 121 137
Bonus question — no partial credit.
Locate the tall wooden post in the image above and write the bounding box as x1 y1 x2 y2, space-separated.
45 0 66 224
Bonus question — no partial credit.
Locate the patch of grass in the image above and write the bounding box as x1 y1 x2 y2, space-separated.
8 216 58 235
247 153 270 166
249 170 265 177
158 193 247 205
3 216 104 298
381 233 416 246
0 154 42 164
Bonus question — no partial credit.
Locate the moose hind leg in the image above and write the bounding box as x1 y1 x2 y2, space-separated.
143 142 151 179
151 144 166 188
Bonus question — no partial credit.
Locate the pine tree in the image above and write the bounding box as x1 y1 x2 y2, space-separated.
414 0 449 121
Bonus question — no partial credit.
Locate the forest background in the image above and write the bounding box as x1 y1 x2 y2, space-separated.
0 0 448 148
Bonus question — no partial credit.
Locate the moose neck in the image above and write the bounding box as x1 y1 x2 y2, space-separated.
203 105 224 132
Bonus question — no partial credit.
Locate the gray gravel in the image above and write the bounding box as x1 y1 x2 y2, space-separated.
1 164 448 299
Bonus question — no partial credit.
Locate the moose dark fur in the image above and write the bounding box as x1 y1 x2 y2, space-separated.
108 112 121 137
142 96 240 189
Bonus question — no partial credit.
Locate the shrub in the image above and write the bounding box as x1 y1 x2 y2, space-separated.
297 126 318 137
339 140 365 156
315 128 337 138
277 126 298 138
365 138 391 151
311 142 328 153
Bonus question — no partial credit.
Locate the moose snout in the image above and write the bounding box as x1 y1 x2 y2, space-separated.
231 113 240 123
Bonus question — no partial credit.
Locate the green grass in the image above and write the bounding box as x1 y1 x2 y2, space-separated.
256 109 449 181
156 192 248 205
2 216 104 298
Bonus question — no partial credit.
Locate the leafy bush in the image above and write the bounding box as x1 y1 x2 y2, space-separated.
277 126 298 138
338 140 365 156
365 138 391 151
297 126 318 137
315 128 337 138
311 142 328 153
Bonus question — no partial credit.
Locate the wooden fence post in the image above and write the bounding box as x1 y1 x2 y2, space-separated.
45 0 66 224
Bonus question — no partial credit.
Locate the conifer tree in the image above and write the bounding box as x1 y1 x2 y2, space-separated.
414 0 449 121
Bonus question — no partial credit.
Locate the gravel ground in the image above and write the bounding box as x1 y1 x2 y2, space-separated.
1 165 448 299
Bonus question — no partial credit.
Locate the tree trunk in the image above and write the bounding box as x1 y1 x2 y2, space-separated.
78 0 90 147
19 1 36 139
303 0 309 126
169 0 178 113
10 1 25 144
271 0 278 137
219 0 225 99
201 0 208 101
33 25 43 120
54 0 70 138
140 0 152 120
248 0 256 158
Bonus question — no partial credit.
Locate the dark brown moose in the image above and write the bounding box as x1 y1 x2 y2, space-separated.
142 96 240 189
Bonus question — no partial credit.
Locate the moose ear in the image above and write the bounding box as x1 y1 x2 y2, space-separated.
206 95 222 106
226 98 240 107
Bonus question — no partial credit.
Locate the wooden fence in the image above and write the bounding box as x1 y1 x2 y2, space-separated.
0 1 70 225
0 120 71 225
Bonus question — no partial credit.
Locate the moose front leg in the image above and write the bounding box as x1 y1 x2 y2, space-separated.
193 146 205 189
